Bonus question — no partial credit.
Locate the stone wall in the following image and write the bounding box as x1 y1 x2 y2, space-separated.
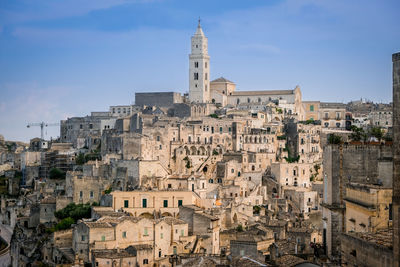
341 232 393 267
392 51 400 266
135 92 182 107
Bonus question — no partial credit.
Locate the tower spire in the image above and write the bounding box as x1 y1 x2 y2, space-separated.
195 17 204 36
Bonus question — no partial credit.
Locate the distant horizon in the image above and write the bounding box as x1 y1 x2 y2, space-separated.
1 0 399 142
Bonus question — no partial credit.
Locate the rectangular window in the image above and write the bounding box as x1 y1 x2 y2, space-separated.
90 191 94 199
205 62 208 68
144 228 148 236
163 200 168 208
205 73 208 80
310 105 314 111
178 200 183 206
194 62 199 68
194 73 199 80
101 235 105 241
160 233 163 239
220 127 223 133
143 259 148 264
181 229 184 236
142 198 147 208
122 231 126 238
79 191 83 198
124 200 129 208
81 235 85 241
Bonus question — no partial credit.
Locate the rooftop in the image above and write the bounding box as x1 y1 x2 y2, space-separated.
344 228 393 249
231 89 294 96
211 77 234 84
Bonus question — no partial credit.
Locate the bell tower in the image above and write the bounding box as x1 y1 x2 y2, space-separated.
189 19 210 103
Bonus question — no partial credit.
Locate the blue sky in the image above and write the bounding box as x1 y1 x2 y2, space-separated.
0 0 399 142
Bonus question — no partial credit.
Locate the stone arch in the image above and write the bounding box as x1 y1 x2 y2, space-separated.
190 146 197 155
199 146 206 155
138 212 153 219
216 145 224 154
293 166 299 176
207 145 212 155
233 213 238 224
161 212 173 217
263 136 266 143
184 146 190 155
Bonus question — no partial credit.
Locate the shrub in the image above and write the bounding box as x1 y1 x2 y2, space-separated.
277 135 286 140
76 153 85 165
209 114 219 119
236 224 244 232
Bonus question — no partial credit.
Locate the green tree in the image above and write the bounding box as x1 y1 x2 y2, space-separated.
49 168 66 179
350 126 366 142
55 217 75 231
369 127 384 141
54 203 92 221
314 164 320 174
75 153 85 165
328 134 342 144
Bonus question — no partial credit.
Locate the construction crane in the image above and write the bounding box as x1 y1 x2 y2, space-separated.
26 122 60 140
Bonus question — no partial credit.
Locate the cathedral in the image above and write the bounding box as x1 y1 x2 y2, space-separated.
132 21 304 119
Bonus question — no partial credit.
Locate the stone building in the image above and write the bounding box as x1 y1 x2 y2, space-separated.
178 205 220 254
369 108 393 128
341 229 393 267
73 215 189 264
344 183 392 233
322 143 392 260
135 92 183 107
110 190 203 218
